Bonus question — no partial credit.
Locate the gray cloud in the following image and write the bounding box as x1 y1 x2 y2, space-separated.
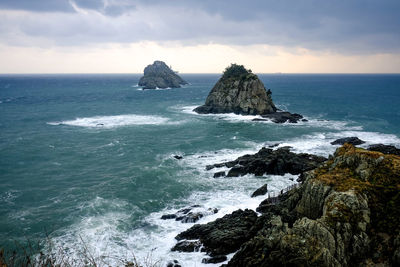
0 0 399 53
0 0 75 12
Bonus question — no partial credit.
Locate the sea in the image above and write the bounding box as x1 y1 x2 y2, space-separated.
1 74 400 266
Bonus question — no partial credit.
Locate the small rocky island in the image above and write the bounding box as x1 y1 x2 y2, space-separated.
194 64 305 123
138 60 187 89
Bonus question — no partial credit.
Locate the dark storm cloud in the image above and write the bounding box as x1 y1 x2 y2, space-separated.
0 0 399 53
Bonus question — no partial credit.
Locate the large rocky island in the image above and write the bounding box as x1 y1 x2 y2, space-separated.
194 64 304 123
171 143 400 266
138 61 187 89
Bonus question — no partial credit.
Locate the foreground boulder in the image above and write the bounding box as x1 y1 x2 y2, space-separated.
207 146 326 177
138 61 187 89
174 209 258 256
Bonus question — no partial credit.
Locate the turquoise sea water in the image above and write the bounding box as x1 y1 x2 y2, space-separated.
1 74 400 265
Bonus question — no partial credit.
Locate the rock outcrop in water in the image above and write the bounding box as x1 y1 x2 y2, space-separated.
194 64 304 123
161 205 218 223
368 143 400 156
331 136 365 146
138 61 187 89
207 146 327 177
173 144 400 266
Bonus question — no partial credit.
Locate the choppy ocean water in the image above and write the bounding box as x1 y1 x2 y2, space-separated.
1 74 400 266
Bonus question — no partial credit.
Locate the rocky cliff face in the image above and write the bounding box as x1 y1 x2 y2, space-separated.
194 64 277 115
227 144 400 266
138 61 187 89
173 144 400 266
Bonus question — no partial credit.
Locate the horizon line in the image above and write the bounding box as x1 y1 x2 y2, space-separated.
1 72 400 75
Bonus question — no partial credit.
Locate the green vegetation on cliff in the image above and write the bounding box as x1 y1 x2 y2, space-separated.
193 63 277 115
221 63 256 81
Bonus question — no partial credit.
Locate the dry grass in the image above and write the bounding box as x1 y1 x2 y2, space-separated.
0 236 161 267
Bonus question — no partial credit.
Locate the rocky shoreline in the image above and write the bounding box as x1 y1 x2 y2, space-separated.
168 142 400 266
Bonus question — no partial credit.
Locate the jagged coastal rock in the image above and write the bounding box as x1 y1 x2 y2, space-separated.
173 144 400 266
206 146 326 177
368 143 400 155
331 136 365 146
194 64 304 123
160 205 218 223
138 61 187 89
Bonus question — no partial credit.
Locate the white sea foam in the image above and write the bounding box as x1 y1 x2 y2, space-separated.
276 131 400 157
46 107 400 266
136 87 173 91
48 125 400 265
50 171 296 266
179 105 363 130
332 131 400 148
173 145 261 177
0 190 21 204
180 105 263 122
47 114 178 128
49 142 298 267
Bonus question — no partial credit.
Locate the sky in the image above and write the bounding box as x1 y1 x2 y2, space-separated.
0 0 399 73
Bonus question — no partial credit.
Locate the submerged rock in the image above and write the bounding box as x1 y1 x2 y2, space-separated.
166 260 182 267
213 171 226 178
138 61 187 89
161 205 218 223
202 255 227 264
176 212 204 223
331 136 365 146
259 112 303 123
161 214 177 220
171 240 202 252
